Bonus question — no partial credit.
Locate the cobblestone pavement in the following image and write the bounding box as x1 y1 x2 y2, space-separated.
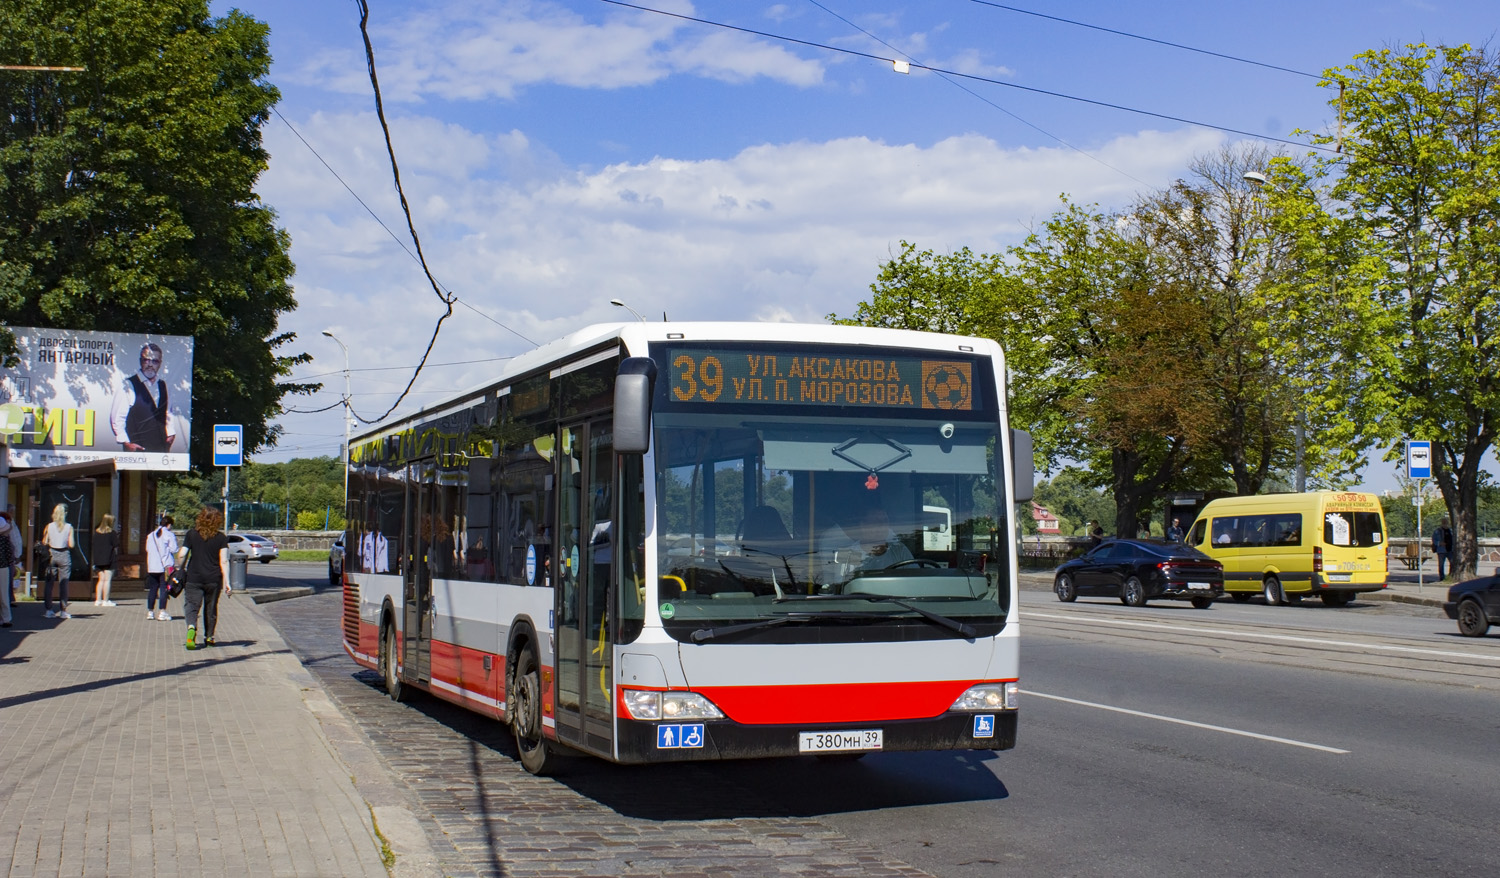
263 591 938 878
0 589 389 878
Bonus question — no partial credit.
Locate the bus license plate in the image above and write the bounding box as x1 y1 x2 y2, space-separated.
799 729 883 753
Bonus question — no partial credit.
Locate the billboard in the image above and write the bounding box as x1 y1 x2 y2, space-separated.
0 327 194 471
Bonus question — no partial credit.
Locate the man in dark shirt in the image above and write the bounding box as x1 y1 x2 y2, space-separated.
1432 517 1455 580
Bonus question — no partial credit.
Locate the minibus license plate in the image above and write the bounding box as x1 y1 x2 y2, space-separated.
799 730 882 752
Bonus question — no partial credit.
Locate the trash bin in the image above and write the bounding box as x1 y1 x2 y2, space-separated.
229 555 248 591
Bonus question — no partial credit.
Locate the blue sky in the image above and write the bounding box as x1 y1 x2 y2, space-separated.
220 0 1496 494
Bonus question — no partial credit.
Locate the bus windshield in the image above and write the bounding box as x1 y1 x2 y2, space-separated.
651 411 1009 643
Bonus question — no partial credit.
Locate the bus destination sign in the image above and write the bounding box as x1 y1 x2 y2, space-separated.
663 347 976 411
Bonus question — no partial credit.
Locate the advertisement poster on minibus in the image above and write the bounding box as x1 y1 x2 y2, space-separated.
0 327 194 471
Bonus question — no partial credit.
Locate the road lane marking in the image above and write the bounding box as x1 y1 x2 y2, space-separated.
1026 691 1351 754
1022 610 1500 663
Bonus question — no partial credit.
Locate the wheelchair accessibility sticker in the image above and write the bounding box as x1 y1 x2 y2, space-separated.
657 724 705 749
973 715 995 738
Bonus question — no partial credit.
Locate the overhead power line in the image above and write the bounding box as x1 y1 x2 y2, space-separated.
804 0 1147 185
967 2 1323 80
597 0 1338 155
272 4 539 430
354 0 455 426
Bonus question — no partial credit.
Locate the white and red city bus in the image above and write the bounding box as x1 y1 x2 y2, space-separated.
340 322 1032 774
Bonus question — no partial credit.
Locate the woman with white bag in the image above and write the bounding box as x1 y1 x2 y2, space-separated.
145 515 178 621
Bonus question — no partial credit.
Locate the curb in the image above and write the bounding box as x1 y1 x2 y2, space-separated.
243 599 448 878
1364 590 1446 609
250 586 316 604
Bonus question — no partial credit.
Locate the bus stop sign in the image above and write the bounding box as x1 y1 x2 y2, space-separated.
214 425 244 467
1406 440 1431 479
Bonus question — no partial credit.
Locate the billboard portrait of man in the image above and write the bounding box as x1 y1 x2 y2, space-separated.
110 343 175 453
2 328 193 471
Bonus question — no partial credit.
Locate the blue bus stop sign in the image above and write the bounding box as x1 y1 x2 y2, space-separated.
1406 440 1431 480
214 425 244 467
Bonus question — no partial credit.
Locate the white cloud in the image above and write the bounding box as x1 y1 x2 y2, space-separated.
261 109 1223 451
297 0 826 102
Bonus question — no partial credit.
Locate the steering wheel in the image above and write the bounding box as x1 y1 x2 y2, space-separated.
890 558 942 569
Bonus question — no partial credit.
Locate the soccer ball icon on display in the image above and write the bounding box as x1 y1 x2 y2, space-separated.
923 363 972 410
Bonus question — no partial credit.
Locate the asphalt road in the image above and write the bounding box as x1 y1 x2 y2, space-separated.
252 563 1500 877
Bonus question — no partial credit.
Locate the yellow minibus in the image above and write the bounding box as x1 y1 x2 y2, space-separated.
1186 492 1388 606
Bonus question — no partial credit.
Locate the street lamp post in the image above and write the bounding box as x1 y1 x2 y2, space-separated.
322 331 352 517
1243 170 1306 493
610 299 647 322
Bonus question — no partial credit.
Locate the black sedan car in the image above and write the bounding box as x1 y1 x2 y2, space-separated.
1054 539 1224 609
1443 572 1500 637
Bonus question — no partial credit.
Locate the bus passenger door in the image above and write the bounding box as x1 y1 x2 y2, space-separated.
403 461 434 686
553 419 616 756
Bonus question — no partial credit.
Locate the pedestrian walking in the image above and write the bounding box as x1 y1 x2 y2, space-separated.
91 514 120 607
177 508 231 650
5 505 21 608
145 515 178 621
1432 517 1455 580
41 503 76 620
0 513 16 628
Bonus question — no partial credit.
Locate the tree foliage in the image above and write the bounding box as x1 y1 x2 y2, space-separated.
1133 146 1319 494
156 456 345 529
0 0 312 467
834 193 1279 536
1031 469 1114 536
1265 43 1500 579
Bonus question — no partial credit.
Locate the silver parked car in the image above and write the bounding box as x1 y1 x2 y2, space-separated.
226 532 279 563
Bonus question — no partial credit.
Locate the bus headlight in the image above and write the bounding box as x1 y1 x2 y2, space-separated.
951 682 1018 711
621 689 725 721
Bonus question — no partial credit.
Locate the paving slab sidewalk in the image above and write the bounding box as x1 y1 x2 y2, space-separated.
0 588 414 878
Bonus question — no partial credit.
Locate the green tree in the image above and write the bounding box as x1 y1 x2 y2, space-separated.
1266 44 1500 580
834 205 1208 536
0 0 312 465
1032 469 1114 535
994 201 1210 536
833 241 1007 336
1133 145 1313 495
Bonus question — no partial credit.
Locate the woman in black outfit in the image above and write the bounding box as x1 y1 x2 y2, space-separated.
177 508 231 650
92 513 120 606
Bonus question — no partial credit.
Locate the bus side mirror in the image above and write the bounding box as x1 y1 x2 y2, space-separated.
615 357 657 455
1011 429 1034 502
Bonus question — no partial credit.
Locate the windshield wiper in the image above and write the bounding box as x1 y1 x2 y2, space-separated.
775 593 978 638
689 610 887 643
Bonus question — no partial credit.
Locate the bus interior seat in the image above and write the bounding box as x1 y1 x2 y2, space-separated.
740 505 791 542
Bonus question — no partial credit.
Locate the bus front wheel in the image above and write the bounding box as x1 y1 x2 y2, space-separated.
511 644 556 776
381 620 407 703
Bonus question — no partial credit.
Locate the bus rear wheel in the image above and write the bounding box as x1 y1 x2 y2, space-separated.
511 644 556 776
1263 577 1285 606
